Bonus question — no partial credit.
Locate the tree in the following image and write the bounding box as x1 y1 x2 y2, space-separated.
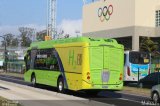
11 37 19 47
19 27 34 47
36 30 47 41
20 33 32 47
1 33 14 47
140 37 159 53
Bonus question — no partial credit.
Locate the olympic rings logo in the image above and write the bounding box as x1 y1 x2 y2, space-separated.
98 4 113 22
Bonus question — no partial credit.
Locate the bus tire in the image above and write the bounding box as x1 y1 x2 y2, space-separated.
31 74 36 87
57 77 65 93
152 92 160 103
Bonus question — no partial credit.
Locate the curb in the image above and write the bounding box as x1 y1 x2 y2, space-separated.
0 80 112 106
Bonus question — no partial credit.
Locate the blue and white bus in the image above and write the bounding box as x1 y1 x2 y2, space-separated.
124 51 151 82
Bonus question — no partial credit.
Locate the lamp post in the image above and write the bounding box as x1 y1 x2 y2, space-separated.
0 36 7 72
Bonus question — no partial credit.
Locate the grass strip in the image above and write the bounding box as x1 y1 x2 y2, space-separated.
0 96 22 106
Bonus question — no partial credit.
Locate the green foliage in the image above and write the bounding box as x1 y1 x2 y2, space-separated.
19 27 34 47
1 27 34 47
1 33 15 47
140 37 159 53
20 33 32 47
36 30 47 41
12 38 19 47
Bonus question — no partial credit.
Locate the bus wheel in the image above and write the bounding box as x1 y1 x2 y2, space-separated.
57 78 65 93
31 75 36 87
152 92 160 103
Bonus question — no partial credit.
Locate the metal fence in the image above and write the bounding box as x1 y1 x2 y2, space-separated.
7 61 25 73
0 47 27 73
151 56 160 73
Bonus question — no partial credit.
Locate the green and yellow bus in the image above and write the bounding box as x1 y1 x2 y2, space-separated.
24 37 124 93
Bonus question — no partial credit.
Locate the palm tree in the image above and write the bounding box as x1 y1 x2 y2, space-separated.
140 37 159 53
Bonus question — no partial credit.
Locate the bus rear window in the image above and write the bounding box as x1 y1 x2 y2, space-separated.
129 52 150 64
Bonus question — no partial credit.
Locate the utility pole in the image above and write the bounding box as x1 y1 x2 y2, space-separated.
4 36 7 73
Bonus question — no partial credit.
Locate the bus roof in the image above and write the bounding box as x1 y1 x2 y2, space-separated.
29 37 123 50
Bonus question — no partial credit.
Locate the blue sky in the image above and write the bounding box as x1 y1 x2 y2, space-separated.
0 0 83 26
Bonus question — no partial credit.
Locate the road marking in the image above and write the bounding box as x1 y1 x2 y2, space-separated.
118 98 140 103
117 91 150 98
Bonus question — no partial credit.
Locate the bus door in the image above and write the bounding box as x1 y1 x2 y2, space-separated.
45 50 60 86
34 49 59 85
90 46 103 85
90 45 123 86
103 46 123 85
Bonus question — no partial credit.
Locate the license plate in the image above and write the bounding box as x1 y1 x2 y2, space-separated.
102 85 108 89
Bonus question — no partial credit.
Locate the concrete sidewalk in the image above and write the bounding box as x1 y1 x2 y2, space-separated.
0 80 111 106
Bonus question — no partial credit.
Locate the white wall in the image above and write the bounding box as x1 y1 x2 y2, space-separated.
134 0 159 27
82 0 160 34
82 0 135 33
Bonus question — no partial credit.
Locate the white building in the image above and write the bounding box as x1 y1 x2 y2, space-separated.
82 0 160 50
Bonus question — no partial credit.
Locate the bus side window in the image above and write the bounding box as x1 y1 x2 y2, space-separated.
47 49 59 71
30 49 37 69
25 51 31 71
34 49 47 70
34 49 59 71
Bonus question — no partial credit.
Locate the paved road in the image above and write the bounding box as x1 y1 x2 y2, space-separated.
0 75 153 106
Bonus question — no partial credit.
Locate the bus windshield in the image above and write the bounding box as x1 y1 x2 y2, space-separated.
129 52 150 64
